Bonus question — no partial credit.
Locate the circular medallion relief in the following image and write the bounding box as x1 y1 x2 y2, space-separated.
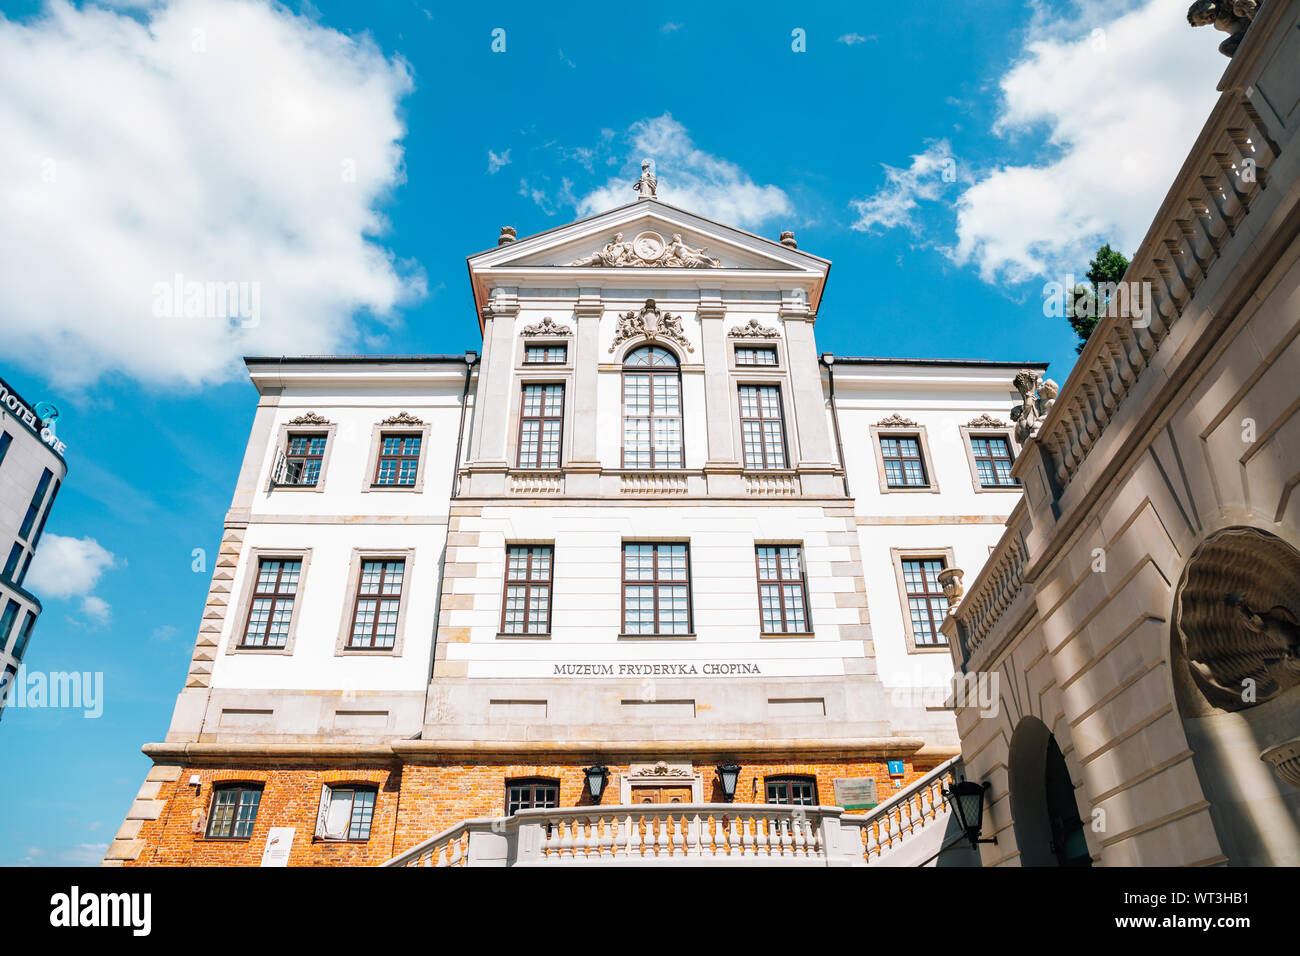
632 231 666 262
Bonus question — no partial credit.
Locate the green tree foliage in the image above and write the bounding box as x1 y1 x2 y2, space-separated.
1067 243 1131 353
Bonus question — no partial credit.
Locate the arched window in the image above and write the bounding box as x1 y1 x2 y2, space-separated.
622 345 682 468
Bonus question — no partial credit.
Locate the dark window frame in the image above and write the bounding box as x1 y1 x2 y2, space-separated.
316 784 378 842
880 434 930 488
18 469 53 541
500 545 554 636
902 556 950 647
282 431 328 487
738 384 789 470
506 777 560 815
765 775 818 806
621 542 694 636
621 346 684 470
347 558 405 649
970 433 1018 488
523 343 568 365
517 383 565 470
239 557 302 648
734 345 779 367
373 432 422 487
755 545 812 634
205 783 264 840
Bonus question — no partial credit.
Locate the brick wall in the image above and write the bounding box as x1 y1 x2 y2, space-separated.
119 755 936 866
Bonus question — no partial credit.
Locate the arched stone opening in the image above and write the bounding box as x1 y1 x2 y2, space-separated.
1171 526 1300 865
1008 716 1092 867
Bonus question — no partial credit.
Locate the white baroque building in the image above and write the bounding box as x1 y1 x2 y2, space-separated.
109 181 1043 867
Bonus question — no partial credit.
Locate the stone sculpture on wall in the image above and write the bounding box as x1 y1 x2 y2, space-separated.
1010 369 1059 443
570 230 721 268
608 298 694 353
1187 0 1259 57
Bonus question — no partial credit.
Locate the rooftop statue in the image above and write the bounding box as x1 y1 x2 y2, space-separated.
1187 0 1259 56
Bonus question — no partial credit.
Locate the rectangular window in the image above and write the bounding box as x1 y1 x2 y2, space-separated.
282 432 327 486
240 558 301 648
349 559 404 648
756 545 811 634
0 600 19 654
16 552 31 588
0 432 11 468
517 384 564 469
10 611 35 662
524 343 567 364
735 345 778 367
971 435 1017 487
506 779 559 815
902 558 950 646
501 545 553 635
880 435 928 488
374 434 421 486
18 469 53 540
2 543 22 581
766 777 817 806
622 543 692 635
316 786 377 842
622 370 682 469
206 785 263 839
30 479 59 549
739 385 788 469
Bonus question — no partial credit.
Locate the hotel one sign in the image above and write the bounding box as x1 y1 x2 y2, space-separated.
0 381 66 454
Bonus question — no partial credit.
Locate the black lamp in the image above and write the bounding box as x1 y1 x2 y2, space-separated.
584 764 609 802
716 762 742 802
942 779 996 847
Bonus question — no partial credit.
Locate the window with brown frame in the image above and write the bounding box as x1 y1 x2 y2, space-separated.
281 432 327 486
348 558 405 648
735 345 778 366
755 545 811 634
501 545 553 635
316 785 377 841
738 384 788 469
506 778 560 815
902 557 950 646
240 557 301 648
622 345 683 469
517 384 564 469
765 775 817 806
206 784 263 839
622 542 692 635
523 343 567 364
880 435 928 487
970 434 1018 487
374 433 421 486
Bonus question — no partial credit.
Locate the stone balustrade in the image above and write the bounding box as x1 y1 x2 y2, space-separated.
842 755 962 864
619 471 689 495
508 470 564 495
744 471 799 496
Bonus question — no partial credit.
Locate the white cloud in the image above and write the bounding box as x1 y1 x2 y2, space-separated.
849 141 956 233
951 0 1224 282
661 22 682 33
575 114 792 228
487 148 511 174
0 0 423 387
25 534 117 599
81 595 111 625
838 33 876 45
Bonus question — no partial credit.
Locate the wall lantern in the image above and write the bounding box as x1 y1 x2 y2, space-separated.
584 764 609 802
942 779 996 848
716 762 742 802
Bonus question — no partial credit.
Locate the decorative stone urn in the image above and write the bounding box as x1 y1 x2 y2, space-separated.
937 567 965 606
1261 738 1300 789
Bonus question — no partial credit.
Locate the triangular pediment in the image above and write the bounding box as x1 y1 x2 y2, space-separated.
469 200 827 275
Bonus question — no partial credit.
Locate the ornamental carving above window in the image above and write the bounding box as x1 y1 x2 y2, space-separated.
521 316 572 337
288 412 331 425
608 298 694 354
876 413 919 427
966 414 1009 428
380 411 425 426
727 318 781 339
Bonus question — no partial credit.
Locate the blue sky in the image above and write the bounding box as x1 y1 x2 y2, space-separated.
0 0 1226 864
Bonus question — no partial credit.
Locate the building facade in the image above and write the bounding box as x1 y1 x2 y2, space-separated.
0 375 67 720
943 0 1300 867
107 182 1043 866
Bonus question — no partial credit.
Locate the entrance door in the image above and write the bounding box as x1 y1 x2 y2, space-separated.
630 785 692 804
